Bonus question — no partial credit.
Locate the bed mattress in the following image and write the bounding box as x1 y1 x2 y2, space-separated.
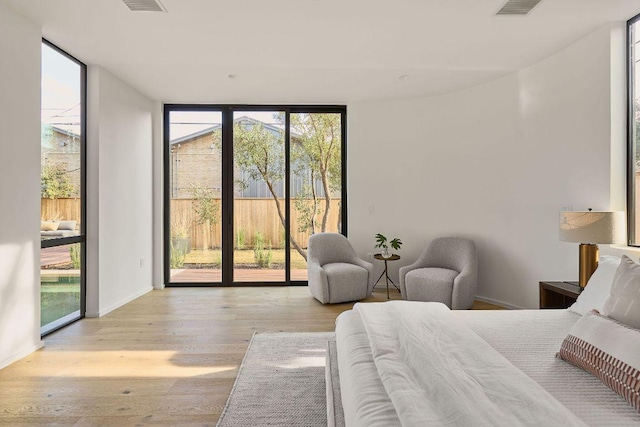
334 308 640 426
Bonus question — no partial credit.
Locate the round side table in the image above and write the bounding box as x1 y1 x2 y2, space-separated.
373 253 401 299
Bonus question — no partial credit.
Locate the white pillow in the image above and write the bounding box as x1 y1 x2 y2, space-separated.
603 255 640 329
57 220 77 231
568 255 621 316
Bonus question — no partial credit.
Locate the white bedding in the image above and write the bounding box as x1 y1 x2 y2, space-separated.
335 303 640 427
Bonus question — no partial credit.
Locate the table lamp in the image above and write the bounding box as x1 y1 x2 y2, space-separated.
559 210 625 287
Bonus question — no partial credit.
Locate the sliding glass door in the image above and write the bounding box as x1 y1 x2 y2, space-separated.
233 111 286 282
40 40 86 335
167 110 223 283
164 105 346 286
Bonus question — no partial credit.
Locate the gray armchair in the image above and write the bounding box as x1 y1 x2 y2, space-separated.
307 233 374 304
399 237 477 309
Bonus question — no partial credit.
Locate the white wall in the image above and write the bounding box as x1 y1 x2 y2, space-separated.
0 4 43 368
152 102 164 290
348 25 619 309
0 6 154 367
86 67 154 316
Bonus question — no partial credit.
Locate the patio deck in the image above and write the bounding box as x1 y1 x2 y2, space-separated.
170 268 308 282
41 245 71 268
41 246 308 281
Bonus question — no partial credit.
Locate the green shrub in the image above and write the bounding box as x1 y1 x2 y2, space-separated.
69 244 81 269
253 232 273 268
211 250 222 268
235 227 246 250
41 163 76 199
170 241 186 269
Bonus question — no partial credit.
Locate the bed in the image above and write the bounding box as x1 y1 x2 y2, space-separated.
327 255 640 427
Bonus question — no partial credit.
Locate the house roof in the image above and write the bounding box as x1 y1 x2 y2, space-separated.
51 126 79 139
170 116 299 146
170 125 220 145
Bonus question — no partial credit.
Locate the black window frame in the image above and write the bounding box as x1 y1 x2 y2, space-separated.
628 14 640 245
40 39 87 335
163 104 348 286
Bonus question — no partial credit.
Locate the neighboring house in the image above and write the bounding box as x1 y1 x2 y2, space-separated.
169 116 328 200
169 125 223 199
41 126 81 198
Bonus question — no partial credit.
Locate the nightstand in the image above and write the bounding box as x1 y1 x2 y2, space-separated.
539 281 581 309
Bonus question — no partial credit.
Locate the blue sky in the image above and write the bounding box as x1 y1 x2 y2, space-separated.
41 43 81 136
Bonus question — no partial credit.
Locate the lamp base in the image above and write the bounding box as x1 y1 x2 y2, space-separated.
579 243 599 288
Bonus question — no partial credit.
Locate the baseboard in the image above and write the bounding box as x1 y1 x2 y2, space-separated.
474 295 524 310
0 340 44 370
87 286 153 318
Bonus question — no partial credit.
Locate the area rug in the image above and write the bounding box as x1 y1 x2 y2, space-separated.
217 332 334 427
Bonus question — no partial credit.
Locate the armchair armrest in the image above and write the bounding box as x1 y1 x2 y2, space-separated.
307 260 330 304
399 258 427 299
349 256 375 294
451 267 477 310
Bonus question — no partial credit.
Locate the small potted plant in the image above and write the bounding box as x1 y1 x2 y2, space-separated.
374 233 402 258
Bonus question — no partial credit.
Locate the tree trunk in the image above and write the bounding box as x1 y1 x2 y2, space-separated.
320 167 331 232
265 181 307 260
310 171 318 235
202 220 210 251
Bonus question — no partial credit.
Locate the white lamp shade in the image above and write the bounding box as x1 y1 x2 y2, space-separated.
559 211 625 244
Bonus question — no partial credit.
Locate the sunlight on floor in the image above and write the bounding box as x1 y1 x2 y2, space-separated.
25 351 236 378
277 356 326 369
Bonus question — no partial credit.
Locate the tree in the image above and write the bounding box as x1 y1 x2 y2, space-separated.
289 113 342 234
41 162 75 199
228 119 308 259
217 115 342 260
189 183 219 250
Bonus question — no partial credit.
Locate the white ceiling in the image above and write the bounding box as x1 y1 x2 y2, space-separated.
3 0 640 104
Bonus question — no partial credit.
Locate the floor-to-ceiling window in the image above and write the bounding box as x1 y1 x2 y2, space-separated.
40 40 86 334
164 105 346 285
166 109 224 283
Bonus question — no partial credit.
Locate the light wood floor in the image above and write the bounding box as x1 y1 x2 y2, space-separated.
0 286 500 426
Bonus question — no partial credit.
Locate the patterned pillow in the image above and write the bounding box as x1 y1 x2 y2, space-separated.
557 310 640 413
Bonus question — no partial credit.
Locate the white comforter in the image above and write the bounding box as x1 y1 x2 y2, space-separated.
353 301 587 427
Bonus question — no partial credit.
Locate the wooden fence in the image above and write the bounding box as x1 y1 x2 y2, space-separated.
41 197 341 249
171 198 342 249
41 198 81 225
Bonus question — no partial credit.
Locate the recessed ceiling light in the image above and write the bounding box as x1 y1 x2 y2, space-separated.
398 75 409 80
228 74 239 79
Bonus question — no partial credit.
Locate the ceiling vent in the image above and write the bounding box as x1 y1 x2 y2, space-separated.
496 0 543 15
122 0 166 12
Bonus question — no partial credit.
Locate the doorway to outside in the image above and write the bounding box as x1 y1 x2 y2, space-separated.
164 105 346 286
